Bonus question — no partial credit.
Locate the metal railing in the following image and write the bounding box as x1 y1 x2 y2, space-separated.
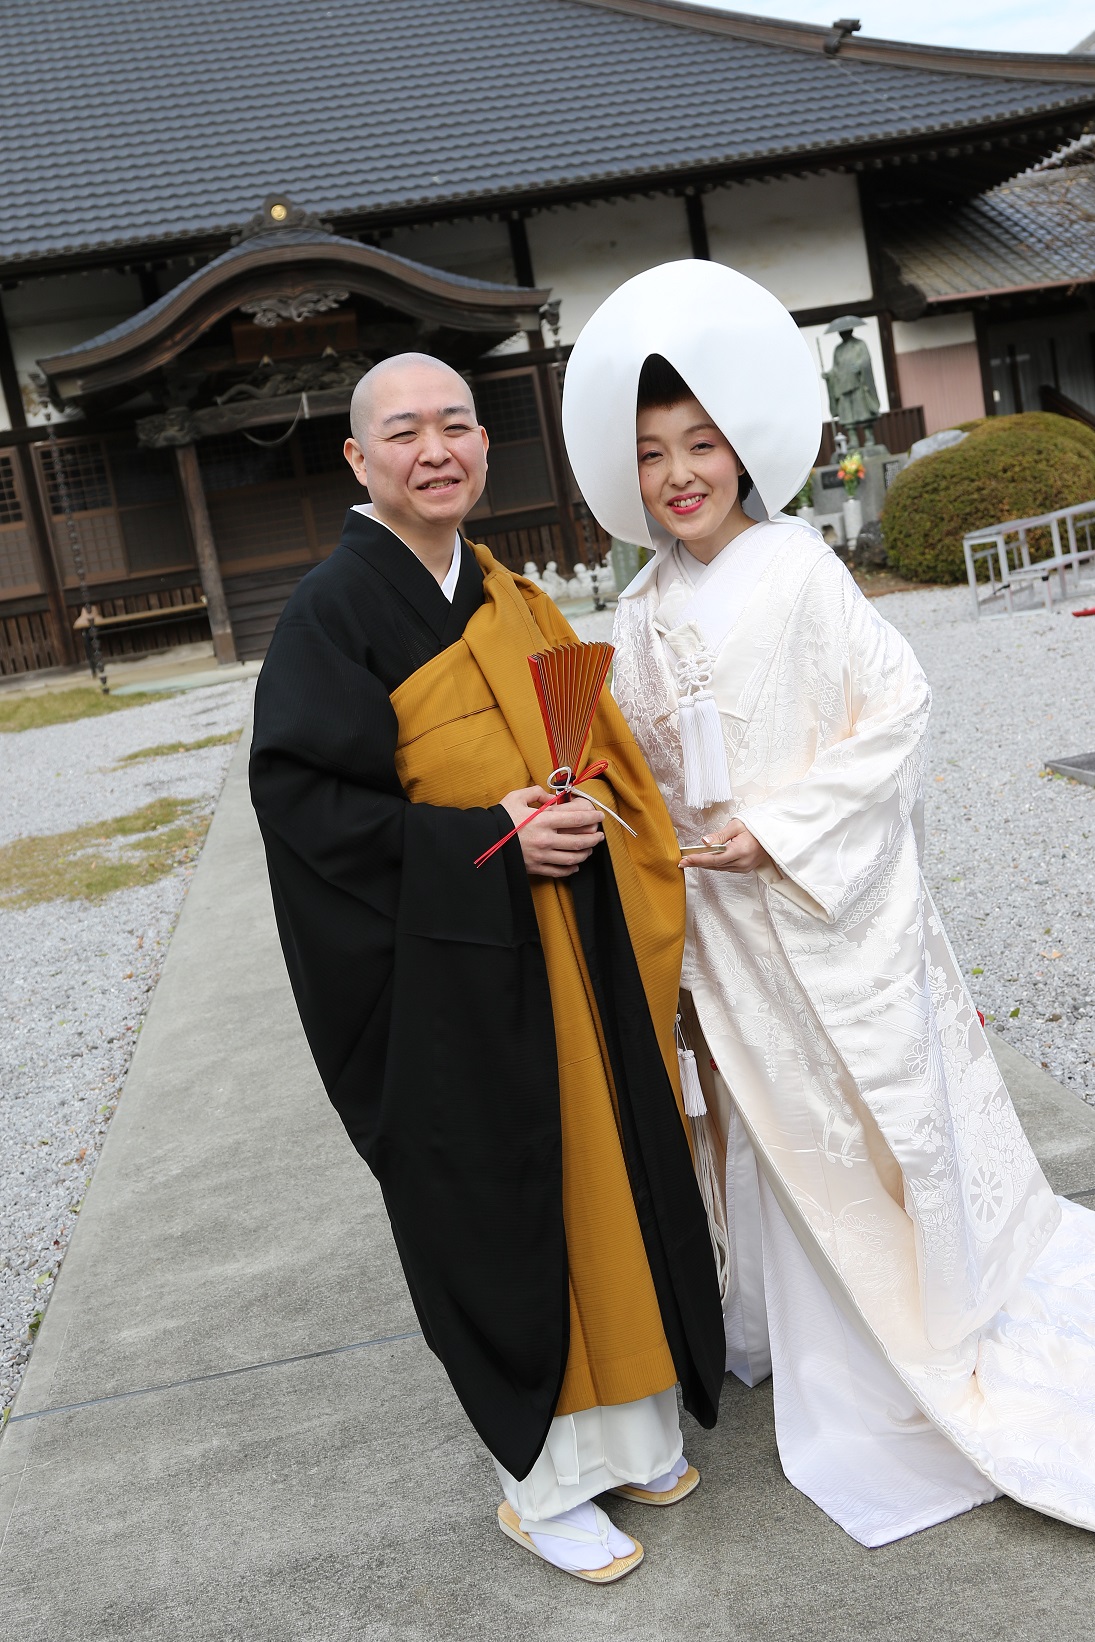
962 500 1095 617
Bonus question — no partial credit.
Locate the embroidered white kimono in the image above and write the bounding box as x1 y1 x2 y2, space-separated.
613 517 1095 1547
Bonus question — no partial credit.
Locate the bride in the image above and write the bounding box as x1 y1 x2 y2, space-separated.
561 259 1095 1547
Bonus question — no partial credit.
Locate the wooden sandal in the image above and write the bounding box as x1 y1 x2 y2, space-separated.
496 1500 644 1583
609 1463 701 1506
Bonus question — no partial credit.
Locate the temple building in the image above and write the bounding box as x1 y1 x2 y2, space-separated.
3 0 1095 675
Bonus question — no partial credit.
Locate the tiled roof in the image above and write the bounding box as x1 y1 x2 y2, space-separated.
883 162 1095 302
4 0 1095 267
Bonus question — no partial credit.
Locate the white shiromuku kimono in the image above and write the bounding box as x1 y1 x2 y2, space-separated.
612 516 1095 1547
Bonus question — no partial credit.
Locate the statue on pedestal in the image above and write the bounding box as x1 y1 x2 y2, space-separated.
823 316 880 449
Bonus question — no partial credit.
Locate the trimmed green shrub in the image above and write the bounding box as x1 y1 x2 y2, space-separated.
880 412 1095 583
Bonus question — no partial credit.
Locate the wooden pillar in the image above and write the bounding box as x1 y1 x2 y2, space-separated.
16 443 77 666
877 310 902 410
508 213 536 287
684 190 711 261
0 300 78 666
174 442 238 665
0 295 25 433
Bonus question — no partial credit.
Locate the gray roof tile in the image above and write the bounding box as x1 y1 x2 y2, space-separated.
3 0 1095 266
884 163 1095 301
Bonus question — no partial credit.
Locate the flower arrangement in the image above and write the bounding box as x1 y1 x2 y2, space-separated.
837 451 865 496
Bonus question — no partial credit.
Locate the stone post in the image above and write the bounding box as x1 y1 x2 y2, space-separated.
174 442 238 666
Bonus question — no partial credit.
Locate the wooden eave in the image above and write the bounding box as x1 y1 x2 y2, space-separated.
8 115 1095 283
575 1 1095 84
37 239 550 405
927 276 1095 303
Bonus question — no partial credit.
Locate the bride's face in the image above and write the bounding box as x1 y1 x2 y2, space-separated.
636 396 746 553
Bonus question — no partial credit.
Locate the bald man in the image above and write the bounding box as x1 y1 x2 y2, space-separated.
249 355 723 1582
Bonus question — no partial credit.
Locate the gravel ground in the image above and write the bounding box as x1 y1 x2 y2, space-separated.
0 680 254 1415
0 682 254 848
879 584 1095 1104
575 578 1095 1103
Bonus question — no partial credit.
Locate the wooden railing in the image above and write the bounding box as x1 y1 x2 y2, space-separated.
816 406 927 466
1039 384 1095 434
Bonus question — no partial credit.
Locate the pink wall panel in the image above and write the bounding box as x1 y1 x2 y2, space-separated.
896 342 985 435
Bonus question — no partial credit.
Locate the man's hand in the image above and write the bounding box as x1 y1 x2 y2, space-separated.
680 818 773 874
500 786 604 879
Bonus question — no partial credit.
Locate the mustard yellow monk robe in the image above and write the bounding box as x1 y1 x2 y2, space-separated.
393 543 718 1420
252 509 724 1485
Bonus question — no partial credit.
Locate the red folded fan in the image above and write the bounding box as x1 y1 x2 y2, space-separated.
529 640 615 775
474 640 635 868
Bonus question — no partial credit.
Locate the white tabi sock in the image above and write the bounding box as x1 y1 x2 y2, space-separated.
524 1501 636 1573
635 1454 690 1493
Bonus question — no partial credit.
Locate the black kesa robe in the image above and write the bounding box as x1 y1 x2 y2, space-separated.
249 510 723 1478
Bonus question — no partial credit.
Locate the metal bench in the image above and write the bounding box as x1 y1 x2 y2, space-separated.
963 502 1095 618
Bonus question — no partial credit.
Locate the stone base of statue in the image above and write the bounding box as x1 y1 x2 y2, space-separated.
811 447 891 531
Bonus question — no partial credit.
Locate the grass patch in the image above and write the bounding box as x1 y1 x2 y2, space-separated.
0 687 169 733
0 797 211 908
114 730 239 766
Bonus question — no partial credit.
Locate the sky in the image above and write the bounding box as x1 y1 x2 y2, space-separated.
698 1 1094 54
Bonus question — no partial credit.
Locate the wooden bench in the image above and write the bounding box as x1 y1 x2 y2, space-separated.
73 598 209 671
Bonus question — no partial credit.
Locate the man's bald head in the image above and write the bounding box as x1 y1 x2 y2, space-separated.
343 352 489 557
349 352 476 445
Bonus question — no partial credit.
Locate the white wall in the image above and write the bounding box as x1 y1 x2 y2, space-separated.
892 312 976 354
704 172 871 312
527 195 692 345
528 177 876 394
2 270 144 427
382 217 516 285
0 182 881 429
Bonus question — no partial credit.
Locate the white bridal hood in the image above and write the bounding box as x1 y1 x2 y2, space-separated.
560 258 825 548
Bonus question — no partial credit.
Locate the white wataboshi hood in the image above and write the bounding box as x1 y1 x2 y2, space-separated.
560 259 825 550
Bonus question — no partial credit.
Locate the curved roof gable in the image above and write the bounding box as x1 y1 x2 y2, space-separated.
37 215 549 404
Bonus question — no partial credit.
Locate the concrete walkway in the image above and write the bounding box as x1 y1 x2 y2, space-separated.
2 735 1095 1641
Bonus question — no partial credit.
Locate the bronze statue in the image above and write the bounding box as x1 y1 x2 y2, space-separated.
823 315 880 446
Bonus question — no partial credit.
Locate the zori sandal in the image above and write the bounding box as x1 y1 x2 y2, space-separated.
610 1458 700 1506
496 1499 644 1583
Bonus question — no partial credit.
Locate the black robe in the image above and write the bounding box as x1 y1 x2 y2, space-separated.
249 510 724 1478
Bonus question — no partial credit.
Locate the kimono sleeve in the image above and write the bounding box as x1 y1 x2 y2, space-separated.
249 598 519 1118
250 609 509 920
738 566 931 924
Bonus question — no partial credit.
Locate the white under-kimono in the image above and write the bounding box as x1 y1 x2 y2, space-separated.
612 517 1095 1547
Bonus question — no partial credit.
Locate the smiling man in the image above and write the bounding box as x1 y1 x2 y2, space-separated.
248 354 723 1583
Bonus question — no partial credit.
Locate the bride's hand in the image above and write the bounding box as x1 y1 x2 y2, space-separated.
680 819 773 873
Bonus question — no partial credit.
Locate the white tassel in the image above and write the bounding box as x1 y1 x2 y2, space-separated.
676 1013 729 1300
679 689 732 809
690 1113 731 1303
675 1012 707 1116
677 1044 707 1117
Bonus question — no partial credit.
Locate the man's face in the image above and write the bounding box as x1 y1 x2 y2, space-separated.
344 362 489 530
